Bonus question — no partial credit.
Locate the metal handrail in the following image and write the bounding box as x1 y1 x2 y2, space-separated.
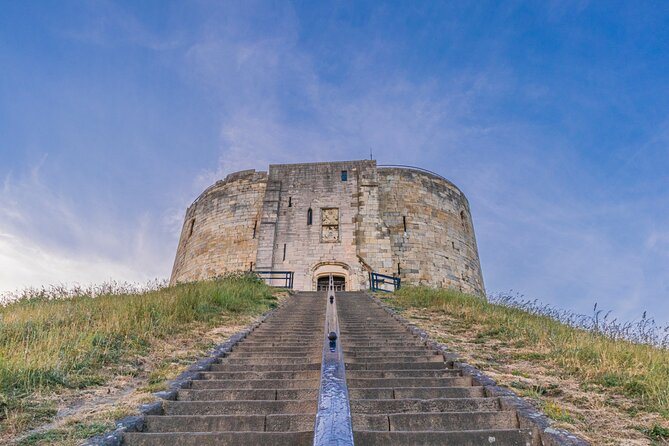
313 275 354 445
254 271 294 289
369 271 401 292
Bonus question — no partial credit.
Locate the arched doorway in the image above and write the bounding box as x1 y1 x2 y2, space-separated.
311 262 350 292
317 275 346 291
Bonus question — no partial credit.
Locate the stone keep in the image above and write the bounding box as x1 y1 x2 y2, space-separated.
170 160 485 294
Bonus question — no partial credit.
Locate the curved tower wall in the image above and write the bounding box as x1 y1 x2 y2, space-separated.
170 161 485 295
377 168 485 295
170 170 267 284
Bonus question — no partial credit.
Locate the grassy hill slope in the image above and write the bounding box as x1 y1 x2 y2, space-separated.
383 287 669 445
0 275 277 444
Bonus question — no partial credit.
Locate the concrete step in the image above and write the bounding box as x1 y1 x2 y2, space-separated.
177 388 319 401
352 411 519 431
162 400 317 417
348 386 485 400
349 398 501 414
343 336 415 342
144 414 314 432
188 378 319 389
222 357 319 364
232 347 320 353
226 353 320 359
229 343 318 349
346 369 462 378
342 344 425 350
206 363 321 372
124 431 313 446
192 370 319 381
347 377 472 388
345 355 443 363
352 429 535 446
343 349 436 356
346 361 448 370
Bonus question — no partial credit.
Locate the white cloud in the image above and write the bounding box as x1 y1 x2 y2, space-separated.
0 162 173 294
0 232 147 294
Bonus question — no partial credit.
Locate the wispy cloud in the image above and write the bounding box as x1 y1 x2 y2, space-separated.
0 160 172 292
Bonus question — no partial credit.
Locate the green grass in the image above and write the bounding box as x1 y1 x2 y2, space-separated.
386 286 669 417
0 275 276 436
17 421 112 445
638 424 669 442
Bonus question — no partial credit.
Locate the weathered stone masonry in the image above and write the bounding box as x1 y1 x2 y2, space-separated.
170 160 485 295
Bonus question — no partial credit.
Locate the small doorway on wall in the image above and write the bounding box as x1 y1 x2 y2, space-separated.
317 275 346 291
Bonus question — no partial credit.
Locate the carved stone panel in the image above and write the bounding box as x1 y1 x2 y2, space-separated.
321 208 339 242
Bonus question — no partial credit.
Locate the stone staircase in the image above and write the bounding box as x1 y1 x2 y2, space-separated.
123 292 324 446
337 292 537 446
116 290 579 446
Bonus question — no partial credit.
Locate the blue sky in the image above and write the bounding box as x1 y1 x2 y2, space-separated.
1 1 668 324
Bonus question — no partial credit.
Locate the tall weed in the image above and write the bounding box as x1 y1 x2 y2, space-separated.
390 286 669 415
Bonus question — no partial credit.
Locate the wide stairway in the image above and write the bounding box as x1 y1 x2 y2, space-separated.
123 292 324 446
121 291 547 445
337 291 537 446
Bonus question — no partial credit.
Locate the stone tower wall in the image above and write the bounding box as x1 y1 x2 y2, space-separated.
258 160 384 291
170 161 485 295
169 170 267 284
377 167 485 295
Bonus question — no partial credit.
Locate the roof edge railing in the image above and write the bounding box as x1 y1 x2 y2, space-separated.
377 164 449 182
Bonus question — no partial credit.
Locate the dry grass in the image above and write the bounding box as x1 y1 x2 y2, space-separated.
0 275 278 444
384 286 669 446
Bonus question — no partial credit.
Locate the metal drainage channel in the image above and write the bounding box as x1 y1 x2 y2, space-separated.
313 275 354 446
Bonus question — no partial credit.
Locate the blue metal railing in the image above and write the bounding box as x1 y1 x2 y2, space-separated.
369 272 401 292
313 275 354 446
254 271 294 289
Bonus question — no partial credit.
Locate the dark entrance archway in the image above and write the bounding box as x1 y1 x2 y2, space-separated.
317 275 346 292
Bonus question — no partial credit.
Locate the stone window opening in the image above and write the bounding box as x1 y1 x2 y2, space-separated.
283 243 287 261
397 263 401 276
288 197 292 207
460 210 469 232
252 220 257 239
249 262 254 271
403 216 407 233
341 170 348 181
307 208 313 225
188 219 195 238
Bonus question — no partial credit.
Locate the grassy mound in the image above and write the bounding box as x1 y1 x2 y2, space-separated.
0 275 276 438
388 286 669 417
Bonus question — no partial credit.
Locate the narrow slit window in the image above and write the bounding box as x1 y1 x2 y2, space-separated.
288 197 292 207
249 262 254 271
460 210 469 232
307 208 313 225
397 263 401 276
341 170 348 181
252 220 257 239
188 219 195 238
283 244 287 261
403 216 407 233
